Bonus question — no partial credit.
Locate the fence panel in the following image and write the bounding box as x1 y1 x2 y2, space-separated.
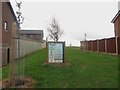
80 37 119 55
88 41 91 50
14 38 46 59
99 39 105 52
93 40 97 51
106 37 116 53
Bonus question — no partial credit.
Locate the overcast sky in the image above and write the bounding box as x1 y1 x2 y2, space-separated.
10 0 119 46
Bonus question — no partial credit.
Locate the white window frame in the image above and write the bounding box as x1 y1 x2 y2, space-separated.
3 21 8 32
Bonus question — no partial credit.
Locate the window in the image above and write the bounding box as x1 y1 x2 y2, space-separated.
3 21 8 31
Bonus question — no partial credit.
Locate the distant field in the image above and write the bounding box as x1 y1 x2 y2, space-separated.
2 47 118 88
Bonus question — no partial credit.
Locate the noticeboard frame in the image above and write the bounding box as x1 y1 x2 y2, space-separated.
46 41 65 64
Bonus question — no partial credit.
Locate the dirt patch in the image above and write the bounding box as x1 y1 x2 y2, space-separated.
2 76 36 88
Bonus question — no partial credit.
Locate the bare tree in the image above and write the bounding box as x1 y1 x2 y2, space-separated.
9 1 24 85
47 18 63 41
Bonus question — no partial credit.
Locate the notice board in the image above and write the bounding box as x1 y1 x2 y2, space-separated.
46 42 65 63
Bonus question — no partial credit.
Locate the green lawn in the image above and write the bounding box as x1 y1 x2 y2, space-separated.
2 47 118 88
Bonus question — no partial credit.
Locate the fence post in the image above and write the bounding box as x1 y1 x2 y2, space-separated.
91 41 93 51
83 40 86 51
46 42 48 64
86 41 88 51
105 38 107 53
115 36 118 55
97 40 99 52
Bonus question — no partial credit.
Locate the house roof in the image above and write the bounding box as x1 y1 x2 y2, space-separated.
19 30 43 35
111 10 120 23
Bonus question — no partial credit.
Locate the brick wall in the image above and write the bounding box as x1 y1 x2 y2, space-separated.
1 2 18 66
0 1 2 67
114 15 120 37
2 2 15 48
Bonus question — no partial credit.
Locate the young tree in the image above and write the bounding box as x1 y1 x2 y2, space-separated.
47 18 63 41
9 1 24 85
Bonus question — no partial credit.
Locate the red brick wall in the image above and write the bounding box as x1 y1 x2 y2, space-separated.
2 2 16 66
20 34 43 42
2 2 15 47
0 1 2 66
2 47 7 66
114 15 120 37
0 1 2 47
26 34 43 41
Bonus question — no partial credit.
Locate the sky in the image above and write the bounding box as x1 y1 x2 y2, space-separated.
10 0 119 46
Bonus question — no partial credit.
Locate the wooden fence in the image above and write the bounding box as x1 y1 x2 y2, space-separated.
80 37 120 55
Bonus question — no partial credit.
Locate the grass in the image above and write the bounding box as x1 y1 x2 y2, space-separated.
2 47 118 88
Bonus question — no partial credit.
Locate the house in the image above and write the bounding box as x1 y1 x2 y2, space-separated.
111 9 120 55
19 30 44 42
0 1 19 66
111 10 120 37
